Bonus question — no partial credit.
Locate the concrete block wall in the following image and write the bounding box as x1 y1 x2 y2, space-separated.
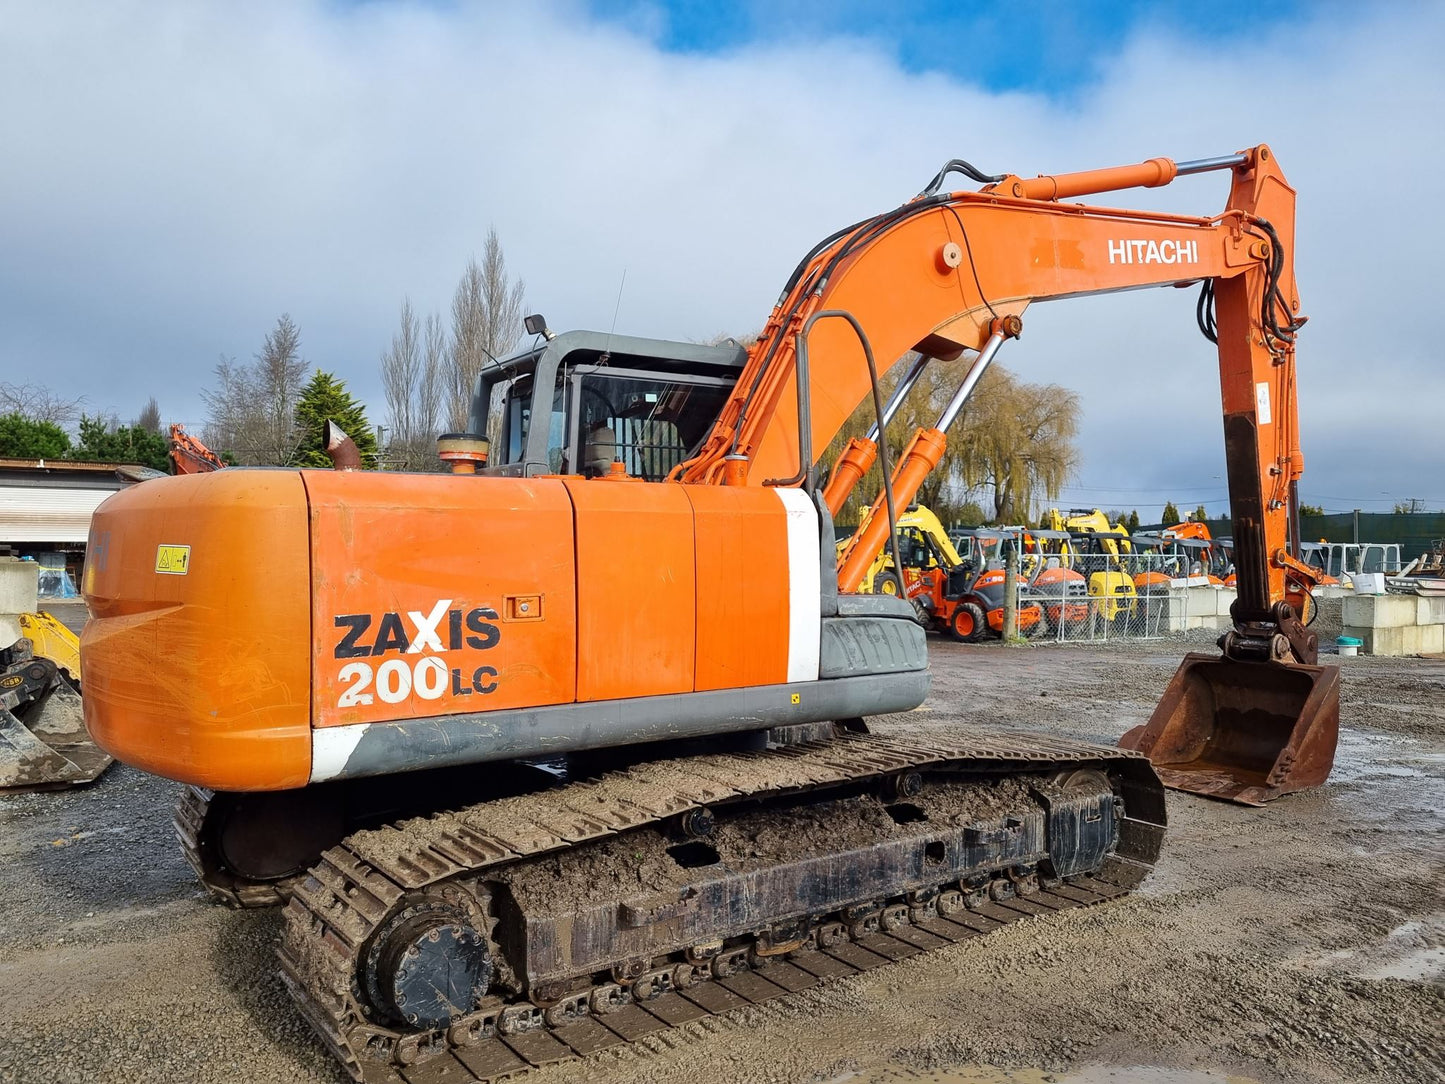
1 557 41 648
1156 587 1235 632
1341 592 1445 656
1185 586 1235 630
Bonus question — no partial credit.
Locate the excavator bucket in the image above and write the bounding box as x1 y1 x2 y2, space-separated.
1119 652 1339 806
0 662 112 792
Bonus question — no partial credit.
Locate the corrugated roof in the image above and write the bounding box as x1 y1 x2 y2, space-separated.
0 457 143 473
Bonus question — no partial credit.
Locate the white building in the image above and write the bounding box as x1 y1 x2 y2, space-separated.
0 458 157 592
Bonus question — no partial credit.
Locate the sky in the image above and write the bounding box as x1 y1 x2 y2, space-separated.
1 0 1441 518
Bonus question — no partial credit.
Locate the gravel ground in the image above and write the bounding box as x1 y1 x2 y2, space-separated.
1 616 1440 1084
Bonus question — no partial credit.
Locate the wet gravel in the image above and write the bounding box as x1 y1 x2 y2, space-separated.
1 633 1440 1084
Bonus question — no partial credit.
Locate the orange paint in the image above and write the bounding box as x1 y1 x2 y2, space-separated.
836 428 947 592
685 485 791 691
822 437 878 519
81 471 312 790
304 472 577 728
566 478 697 701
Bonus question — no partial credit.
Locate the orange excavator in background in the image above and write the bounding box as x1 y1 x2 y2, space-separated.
1162 519 1229 581
168 423 226 474
82 145 1335 1083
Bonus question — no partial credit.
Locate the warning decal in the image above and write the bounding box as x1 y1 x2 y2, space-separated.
155 545 191 575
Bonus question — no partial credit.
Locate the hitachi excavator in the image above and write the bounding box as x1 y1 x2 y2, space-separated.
81 145 1336 1083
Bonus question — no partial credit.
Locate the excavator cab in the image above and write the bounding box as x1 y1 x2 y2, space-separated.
474 332 746 480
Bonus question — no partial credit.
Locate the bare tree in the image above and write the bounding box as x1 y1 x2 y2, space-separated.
135 396 161 434
200 356 251 456
420 312 446 444
446 229 525 431
255 314 307 464
448 260 486 433
479 228 526 366
378 302 452 471
201 314 308 465
381 299 421 467
0 382 84 425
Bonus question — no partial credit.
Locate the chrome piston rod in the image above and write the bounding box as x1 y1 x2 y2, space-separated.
865 353 932 442
1175 153 1249 176
935 330 1008 433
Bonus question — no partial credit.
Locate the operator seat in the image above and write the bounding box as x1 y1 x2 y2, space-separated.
583 423 619 476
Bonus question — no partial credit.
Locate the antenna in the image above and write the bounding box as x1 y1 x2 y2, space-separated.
601 268 627 362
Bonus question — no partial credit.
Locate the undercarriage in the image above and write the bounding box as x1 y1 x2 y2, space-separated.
264 728 1163 1083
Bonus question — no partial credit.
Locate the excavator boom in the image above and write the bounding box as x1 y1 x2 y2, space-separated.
676 144 1334 803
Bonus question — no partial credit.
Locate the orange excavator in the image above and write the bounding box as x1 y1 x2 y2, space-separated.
81 145 1334 1082
167 423 226 474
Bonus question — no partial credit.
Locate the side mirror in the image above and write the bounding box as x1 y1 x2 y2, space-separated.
524 313 554 340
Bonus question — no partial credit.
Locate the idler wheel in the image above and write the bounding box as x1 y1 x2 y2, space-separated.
364 905 493 1030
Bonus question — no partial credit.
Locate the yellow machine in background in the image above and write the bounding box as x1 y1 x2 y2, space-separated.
18 611 81 686
1042 509 1138 625
844 504 965 596
0 558 110 791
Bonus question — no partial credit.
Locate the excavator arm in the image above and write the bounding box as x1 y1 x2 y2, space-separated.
168 423 226 475
681 144 1335 804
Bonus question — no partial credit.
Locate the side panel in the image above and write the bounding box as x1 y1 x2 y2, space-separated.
684 485 791 691
567 479 695 701
305 473 576 728
80 471 312 791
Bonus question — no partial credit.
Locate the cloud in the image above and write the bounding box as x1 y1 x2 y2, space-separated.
0 0 1440 513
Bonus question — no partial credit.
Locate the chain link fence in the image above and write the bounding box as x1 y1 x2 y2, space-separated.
1016 552 1235 643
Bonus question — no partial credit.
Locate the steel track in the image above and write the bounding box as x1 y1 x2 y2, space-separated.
278 730 1166 1083
174 785 298 908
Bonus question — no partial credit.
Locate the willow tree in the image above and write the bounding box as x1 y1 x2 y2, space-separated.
952 365 1079 523
819 355 1079 528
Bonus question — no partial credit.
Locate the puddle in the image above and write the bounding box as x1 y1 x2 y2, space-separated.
1325 729 1444 786
1366 944 1445 981
836 1066 1262 1084
1302 914 1445 984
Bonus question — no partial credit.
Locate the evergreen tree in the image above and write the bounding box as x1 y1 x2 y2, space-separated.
0 412 72 458
1127 510 1141 532
1191 504 1208 522
293 370 377 469
1162 500 1181 524
70 414 169 471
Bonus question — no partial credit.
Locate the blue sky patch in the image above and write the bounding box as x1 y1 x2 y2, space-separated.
588 0 1309 95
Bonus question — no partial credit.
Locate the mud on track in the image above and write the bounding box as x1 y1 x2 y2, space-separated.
0 627 1440 1084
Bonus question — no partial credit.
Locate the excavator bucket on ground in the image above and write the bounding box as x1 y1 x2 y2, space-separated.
0 655 111 791
1120 652 1339 805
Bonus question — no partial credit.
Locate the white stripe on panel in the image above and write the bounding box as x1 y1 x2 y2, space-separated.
773 487 821 682
311 723 369 783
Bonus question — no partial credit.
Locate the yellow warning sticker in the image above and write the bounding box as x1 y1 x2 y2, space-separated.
790 693 801 704
155 544 191 575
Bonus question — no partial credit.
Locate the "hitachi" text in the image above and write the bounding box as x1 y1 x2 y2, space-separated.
1107 239 1198 265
